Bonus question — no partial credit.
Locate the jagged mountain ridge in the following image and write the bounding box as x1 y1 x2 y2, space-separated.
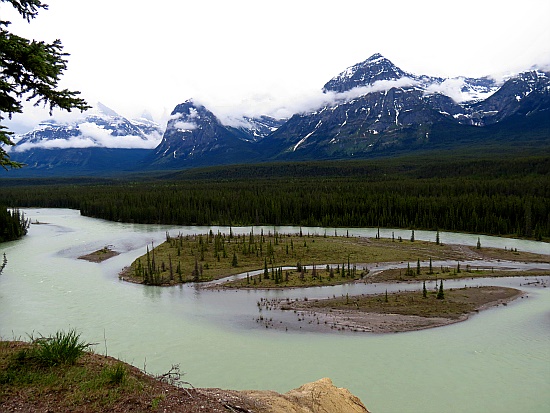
153 53 548 166
148 100 264 168
12 103 163 151
258 55 548 159
148 100 287 168
7 103 164 175
5 54 549 175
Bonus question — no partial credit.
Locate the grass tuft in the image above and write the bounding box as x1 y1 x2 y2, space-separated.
102 362 127 385
29 329 92 367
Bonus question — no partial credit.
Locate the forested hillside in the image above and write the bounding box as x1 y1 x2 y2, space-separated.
1 156 548 240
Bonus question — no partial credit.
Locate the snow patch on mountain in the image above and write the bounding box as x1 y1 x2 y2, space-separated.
423 77 497 103
10 103 163 152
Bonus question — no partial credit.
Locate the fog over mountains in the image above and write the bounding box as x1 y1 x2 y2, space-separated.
5 53 550 175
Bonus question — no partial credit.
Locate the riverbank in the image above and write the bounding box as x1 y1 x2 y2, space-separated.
0 340 369 413
258 286 524 333
120 233 550 287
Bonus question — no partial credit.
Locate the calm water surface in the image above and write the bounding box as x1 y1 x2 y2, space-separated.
1 209 549 413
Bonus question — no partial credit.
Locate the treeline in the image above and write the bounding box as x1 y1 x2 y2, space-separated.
0 157 549 240
0 208 30 242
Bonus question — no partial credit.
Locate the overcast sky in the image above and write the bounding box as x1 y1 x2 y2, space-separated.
3 0 550 132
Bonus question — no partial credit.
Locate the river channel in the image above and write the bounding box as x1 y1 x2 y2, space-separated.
1 209 549 413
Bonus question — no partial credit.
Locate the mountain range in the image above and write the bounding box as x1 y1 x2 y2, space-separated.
5 53 550 175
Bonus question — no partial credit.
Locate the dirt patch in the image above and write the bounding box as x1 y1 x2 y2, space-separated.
78 247 119 263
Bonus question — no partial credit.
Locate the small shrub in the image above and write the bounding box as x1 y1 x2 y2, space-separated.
30 329 92 366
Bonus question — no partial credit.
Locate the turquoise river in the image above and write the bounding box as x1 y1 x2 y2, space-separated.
1 209 549 413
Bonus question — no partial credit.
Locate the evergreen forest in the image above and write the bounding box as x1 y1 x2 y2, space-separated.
0 208 29 242
1 155 549 241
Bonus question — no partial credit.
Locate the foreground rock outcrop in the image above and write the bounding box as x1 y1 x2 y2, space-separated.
238 377 369 413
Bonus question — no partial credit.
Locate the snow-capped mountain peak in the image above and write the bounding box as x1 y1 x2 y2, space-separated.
323 53 410 93
11 103 164 152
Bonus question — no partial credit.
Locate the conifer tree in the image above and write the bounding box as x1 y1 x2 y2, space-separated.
417 258 421 275
0 253 7 275
423 281 427 298
0 0 89 170
437 279 444 299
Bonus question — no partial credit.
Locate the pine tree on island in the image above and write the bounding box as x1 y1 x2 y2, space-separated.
437 279 445 299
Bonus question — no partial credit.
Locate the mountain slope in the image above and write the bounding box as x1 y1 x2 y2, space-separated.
6 103 162 176
257 55 549 160
5 54 549 175
147 100 261 169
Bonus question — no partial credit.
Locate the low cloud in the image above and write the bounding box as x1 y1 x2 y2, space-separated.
14 136 96 152
7 102 164 152
424 78 467 102
11 121 161 152
210 77 420 127
173 121 198 131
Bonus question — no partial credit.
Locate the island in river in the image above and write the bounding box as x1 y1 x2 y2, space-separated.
115 232 548 333
78 246 119 263
256 285 525 333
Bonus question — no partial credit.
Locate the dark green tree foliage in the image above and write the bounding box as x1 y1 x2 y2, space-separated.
0 0 89 169
0 252 7 274
437 280 444 300
406 262 413 277
1 157 549 239
0 207 29 242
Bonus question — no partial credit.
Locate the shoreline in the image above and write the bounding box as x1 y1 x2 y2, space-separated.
119 233 550 288
258 286 525 333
